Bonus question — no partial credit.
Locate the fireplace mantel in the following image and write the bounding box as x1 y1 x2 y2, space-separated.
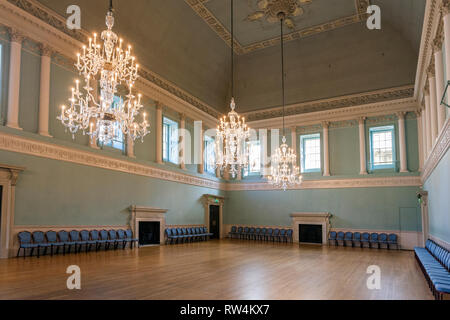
291 212 331 245
129 206 168 246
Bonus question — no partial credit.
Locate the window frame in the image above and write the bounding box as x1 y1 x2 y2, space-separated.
300 133 321 173
369 125 396 170
102 96 125 152
162 116 179 165
204 135 216 175
244 140 261 177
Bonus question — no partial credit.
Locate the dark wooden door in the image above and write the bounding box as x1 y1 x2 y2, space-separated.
209 205 220 239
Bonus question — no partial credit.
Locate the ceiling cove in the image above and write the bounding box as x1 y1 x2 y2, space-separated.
185 0 371 54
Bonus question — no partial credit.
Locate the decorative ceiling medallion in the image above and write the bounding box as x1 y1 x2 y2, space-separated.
246 0 312 29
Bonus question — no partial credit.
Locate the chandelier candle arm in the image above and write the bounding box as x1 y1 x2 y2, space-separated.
57 0 150 144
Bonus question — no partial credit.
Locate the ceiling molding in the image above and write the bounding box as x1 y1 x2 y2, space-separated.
414 0 440 102
2 0 221 122
185 0 370 55
244 85 416 126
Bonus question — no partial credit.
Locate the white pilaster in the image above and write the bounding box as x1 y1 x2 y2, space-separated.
197 123 204 174
416 108 424 172
259 129 268 176
38 44 52 137
358 117 367 175
322 121 330 176
433 37 446 132
6 29 24 130
424 87 433 156
179 113 186 170
428 63 439 144
156 102 163 164
397 112 408 173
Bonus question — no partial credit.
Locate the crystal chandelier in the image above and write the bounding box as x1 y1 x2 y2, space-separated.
267 12 302 191
58 0 149 144
216 0 250 178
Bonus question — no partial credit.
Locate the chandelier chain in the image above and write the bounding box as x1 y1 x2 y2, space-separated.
231 0 234 98
281 16 285 137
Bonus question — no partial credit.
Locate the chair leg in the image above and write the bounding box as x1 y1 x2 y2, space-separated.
43 247 47 256
30 248 34 257
17 247 21 258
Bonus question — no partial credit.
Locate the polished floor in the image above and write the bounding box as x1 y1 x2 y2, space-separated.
0 239 433 300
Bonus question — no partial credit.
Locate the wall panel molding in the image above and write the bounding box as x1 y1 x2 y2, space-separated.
422 118 450 182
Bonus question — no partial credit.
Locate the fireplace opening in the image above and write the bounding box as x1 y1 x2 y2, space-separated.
139 221 160 246
299 224 322 244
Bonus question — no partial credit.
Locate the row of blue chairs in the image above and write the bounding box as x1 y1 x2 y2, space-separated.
17 229 139 258
228 226 293 243
165 227 213 244
415 240 450 300
328 231 398 249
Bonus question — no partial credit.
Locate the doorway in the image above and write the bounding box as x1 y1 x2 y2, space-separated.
209 205 220 239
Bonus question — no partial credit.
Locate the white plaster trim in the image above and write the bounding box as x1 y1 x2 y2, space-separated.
246 96 418 129
0 131 224 190
415 0 440 102
422 118 450 182
130 206 167 246
291 212 331 245
429 234 450 251
226 176 422 191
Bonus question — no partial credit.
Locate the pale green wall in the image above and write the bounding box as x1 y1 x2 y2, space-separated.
225 187 421 232
329 125 359 176
424 149 450 243
1 149 222 226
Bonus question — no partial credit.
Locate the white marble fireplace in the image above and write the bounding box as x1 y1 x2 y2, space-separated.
291 212 331 245
129 206 168 246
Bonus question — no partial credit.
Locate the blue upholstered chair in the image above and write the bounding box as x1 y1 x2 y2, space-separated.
194 227 204 241
387 234 398 250
236 227 243 239
286 229 293 243
80 230 97 252
379 233 388 249
32 231 51 258
229 226 237 239
336 231 345 246
90 230 107 251
344 232 353 247
369 233 379 249
116 229 129 248
361 232 370 248
202 227 213 240
254 228 261 241
259 228 267 241
248 228 256 240
272 229 280 242
99 230 110 250
108 230 119 249
243 227 250 240
45 231 64 255
58 230 76 254
353 232 362 248
125 229 139 248
266 228 273 241
69 230 84 253
279 229 287 242
17 231 38 258
165 229 174 244
328 231 337 246
176 228 185 243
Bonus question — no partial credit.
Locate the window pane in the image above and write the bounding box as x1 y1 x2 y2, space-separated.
204 136 216 174
163 117 179 164
370 126 394 168
301 134 321 171
104 96 125 151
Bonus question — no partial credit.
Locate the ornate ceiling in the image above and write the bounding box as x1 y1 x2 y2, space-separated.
185 0 370 54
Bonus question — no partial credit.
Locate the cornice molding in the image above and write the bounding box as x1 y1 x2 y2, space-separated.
185 0 370 55
0 131 225 191
422 118 450 182
247 95 418 129
415 0 440 101
244 86 415 124
226 176 422 191
0 0 220 124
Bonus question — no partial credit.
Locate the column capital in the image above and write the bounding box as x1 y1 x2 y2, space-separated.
290 126 296 132
180 113 186 121
321 121 330 129
396 111 406 120
433 34 444 52
40 44 53 57
358 116 366 125
155 101 162 110
8 28 25 44
414 109 422 117
427 61 436 78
